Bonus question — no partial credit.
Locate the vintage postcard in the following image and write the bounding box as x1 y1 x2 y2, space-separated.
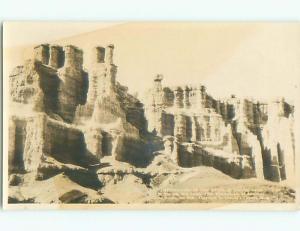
2 22 300 210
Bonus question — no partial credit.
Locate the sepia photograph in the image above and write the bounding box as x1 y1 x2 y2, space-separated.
2 22 299 209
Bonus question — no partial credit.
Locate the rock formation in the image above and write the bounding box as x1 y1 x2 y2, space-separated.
7 43 296 204
144 76 295 182
8 43 148 179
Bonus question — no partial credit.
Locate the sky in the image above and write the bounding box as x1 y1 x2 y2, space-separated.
3 22 300 102
3 22 124 47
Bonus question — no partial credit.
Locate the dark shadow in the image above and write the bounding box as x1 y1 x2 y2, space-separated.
37 64 60 114
57 48 65 68
120 132 164 168
101 132 113 156
277 143 286 180
79 70 89 105
65 170 102 190
10 120 26 173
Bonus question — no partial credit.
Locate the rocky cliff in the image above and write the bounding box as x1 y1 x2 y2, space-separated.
9 43 149 174
7 44 296 204
144 75 295 182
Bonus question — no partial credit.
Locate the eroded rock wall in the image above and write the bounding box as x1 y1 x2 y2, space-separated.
10 44 88 123
145 77 295 182
9 43 153 181
8 43 295 184
56 45 87 122
8 113 93 173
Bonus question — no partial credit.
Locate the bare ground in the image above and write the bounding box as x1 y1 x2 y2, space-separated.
8 154 296 204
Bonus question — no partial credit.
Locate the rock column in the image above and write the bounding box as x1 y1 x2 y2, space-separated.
8 118 16 173
174 114 187 142
94 46 106 63
57 45 84 122
105 44 114 64
34 44 49 65
191 116 198 142
24 114 47 172
183 86 191 108
174 87 184 108
49 45 64 69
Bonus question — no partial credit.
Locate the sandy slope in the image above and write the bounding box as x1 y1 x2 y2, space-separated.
8 154 295 204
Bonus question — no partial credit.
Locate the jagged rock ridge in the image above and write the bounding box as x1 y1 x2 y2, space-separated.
144 75 295 182
8 43 296 204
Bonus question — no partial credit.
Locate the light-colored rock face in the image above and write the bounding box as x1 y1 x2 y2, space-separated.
84 127 103 160
10 44 87 123
144 77 295 182
7 42 296 205
8 43 148 179
9 60 45 111
7 41 296 207
34 44 50 65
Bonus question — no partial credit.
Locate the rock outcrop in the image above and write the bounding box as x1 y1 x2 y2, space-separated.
144 76 295 182
7 43 296 205
8 44 149 180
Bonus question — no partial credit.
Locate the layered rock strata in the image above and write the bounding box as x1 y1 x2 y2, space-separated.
8 44 148 179
8 43 295 187
144 76 295 182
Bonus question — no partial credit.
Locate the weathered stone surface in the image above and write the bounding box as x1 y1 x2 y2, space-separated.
59 189 87 203
7 42 296 205
144 76 295 182
84 127 103 160
9 174 23 186
8 43 149 177
9 60 46 112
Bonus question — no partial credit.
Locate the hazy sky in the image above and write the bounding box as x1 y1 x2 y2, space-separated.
4 22 300 101
3 22 124 47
